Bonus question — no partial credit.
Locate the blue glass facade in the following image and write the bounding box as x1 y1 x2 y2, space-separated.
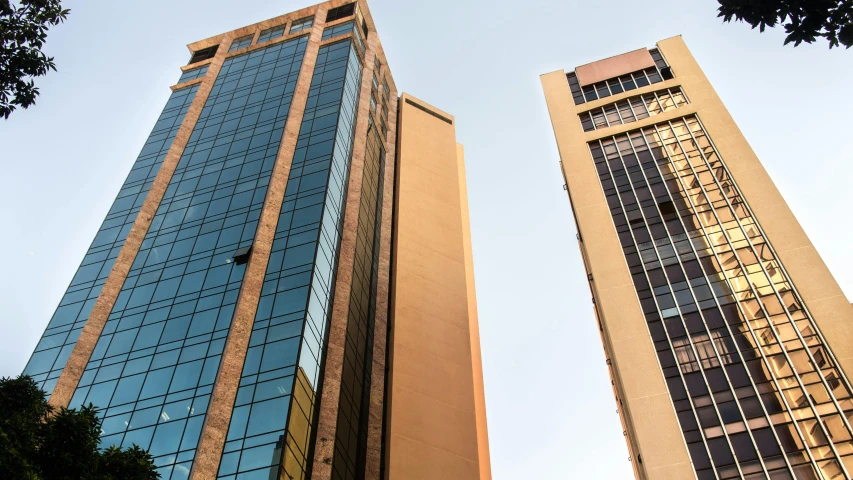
321 20 364 52
216 39 363 480
21 3 418 477
257 25 286 44
24 85 200 395
64 35 309 480
179 66 209 84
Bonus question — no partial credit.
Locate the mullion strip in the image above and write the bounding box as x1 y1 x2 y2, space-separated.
592 137 723 480
604 135 746 478
659 119 849 477
638 125 804 476
623 130 781 477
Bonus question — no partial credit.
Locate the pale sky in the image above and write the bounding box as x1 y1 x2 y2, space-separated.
1 1 852 478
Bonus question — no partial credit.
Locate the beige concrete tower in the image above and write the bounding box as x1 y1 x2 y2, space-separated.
22 2 490 480
385 94 491 480
542 36 853 480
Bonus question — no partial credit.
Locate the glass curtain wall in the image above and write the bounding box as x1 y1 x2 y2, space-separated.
65 35 308 480
216 39 363 480
589 115 853 480
24 85 200 395
331 120 385 480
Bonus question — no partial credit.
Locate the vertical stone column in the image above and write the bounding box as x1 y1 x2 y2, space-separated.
309 28 379 480
363 83 398 480
189 9 329 480
47 35 232 410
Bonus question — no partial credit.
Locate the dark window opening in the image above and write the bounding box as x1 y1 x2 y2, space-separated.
661 66 674 80
189 45 217 65
326 3 355 22
658 200 676 216
232 246 252 265
361 19 368 37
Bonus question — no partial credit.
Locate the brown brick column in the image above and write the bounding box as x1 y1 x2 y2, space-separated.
47 35 231 410
309 29 379 480
188 10 329 480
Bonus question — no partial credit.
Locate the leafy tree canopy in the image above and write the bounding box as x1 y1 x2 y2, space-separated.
718 0 853 48
0 0 69 119
0 375 160 480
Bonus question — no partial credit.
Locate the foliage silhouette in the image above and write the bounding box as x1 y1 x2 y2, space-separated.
0 0 69 119
0 375 159 480
718 0 853 48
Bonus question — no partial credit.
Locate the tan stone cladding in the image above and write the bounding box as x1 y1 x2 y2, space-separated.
363 80 397 480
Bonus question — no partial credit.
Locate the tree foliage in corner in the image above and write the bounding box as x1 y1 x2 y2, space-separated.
718 0 853 48
0 375 160 480
0 0 69 119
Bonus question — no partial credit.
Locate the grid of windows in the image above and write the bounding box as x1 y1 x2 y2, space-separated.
289 17 314 34
65 36 308 480
24 85 200 395
179 66 209 84
567 50 669 106
216 39 363 480
580 88 688 132
589 116 853 479
229 35 254 52
331 120 385 480
321 20 364 52
257 25 285 44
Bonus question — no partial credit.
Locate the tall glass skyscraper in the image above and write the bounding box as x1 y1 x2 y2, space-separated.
23 2 491 480
542 37 853 480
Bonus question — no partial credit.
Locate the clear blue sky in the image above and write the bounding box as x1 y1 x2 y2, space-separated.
1 1 852 478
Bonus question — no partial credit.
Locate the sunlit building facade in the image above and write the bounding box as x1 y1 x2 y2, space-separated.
542 36 853 480
23 2 490 479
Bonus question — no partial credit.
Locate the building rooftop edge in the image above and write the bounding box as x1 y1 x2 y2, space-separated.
399 92 455 121
556 34 684 74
